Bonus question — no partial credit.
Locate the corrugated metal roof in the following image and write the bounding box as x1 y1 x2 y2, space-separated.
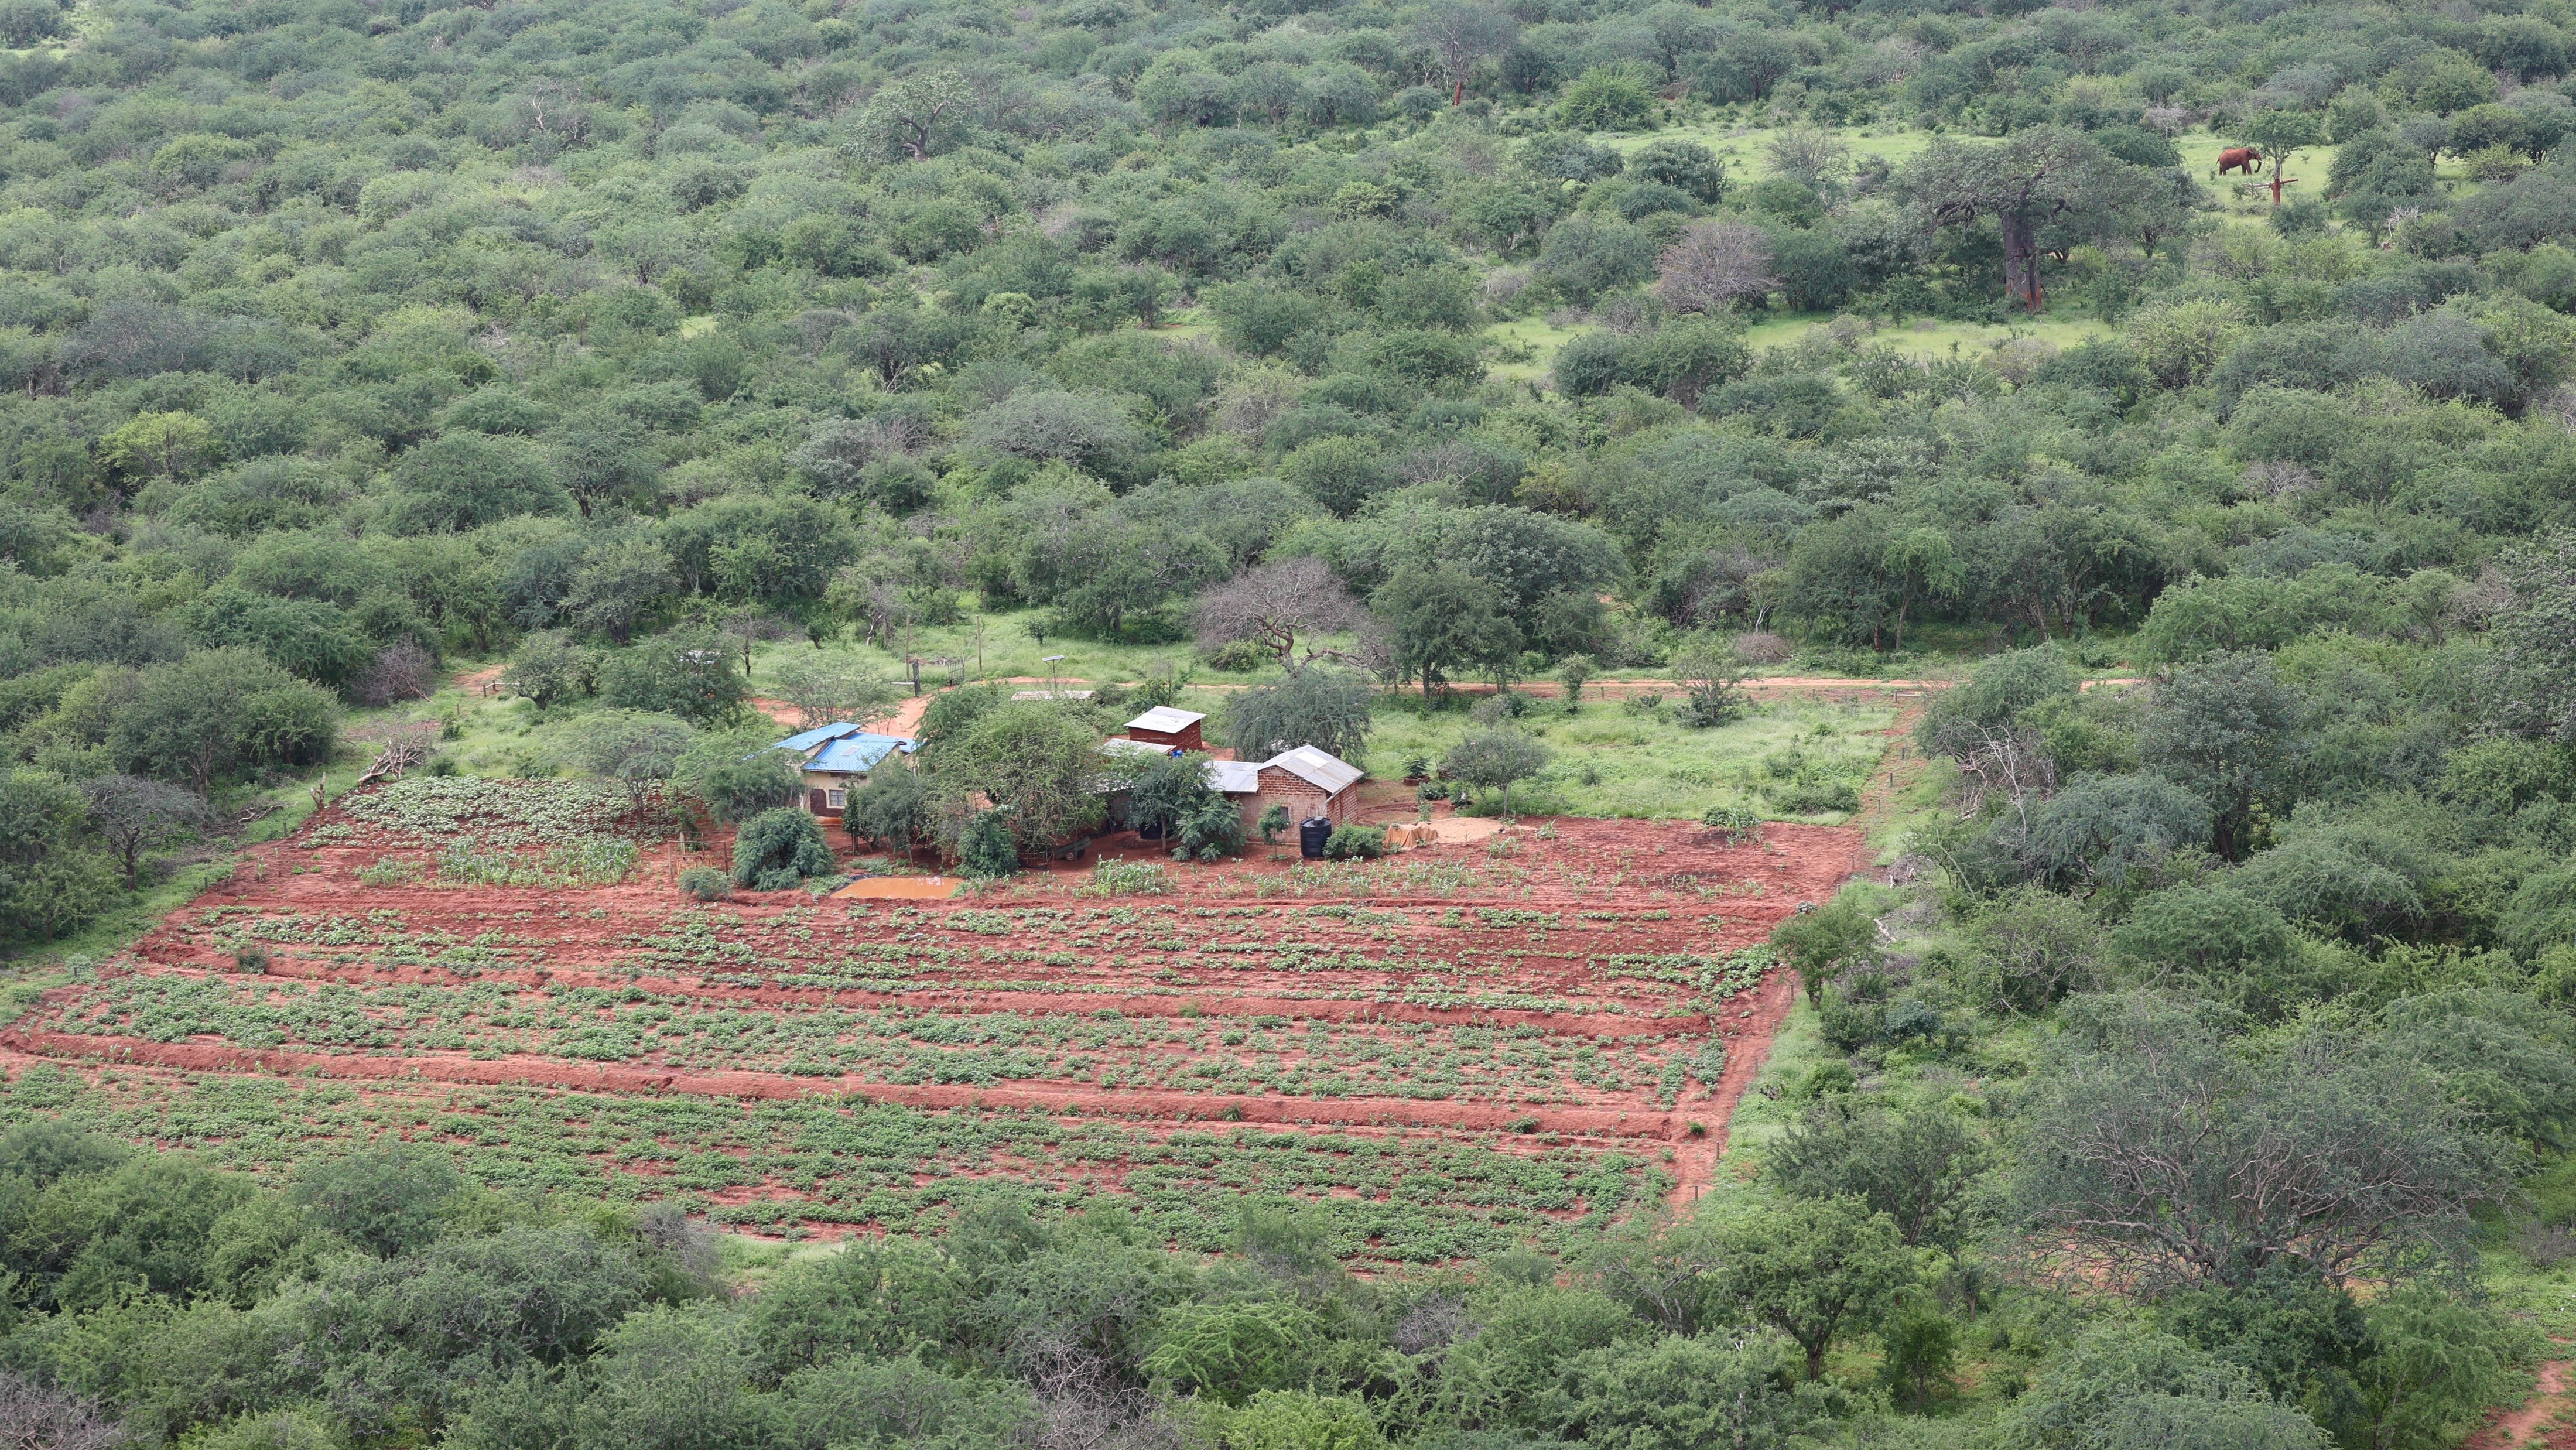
1125 706 1205 734
1097 738 1174 760
774 721 861 753
773 725 915 773
1263 745 1362 794
1209 760 1261 794
807 735 912 774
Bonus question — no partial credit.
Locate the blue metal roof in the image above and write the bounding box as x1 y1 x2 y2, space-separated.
807 734 912 774
774 721 860 753
768 723 916 774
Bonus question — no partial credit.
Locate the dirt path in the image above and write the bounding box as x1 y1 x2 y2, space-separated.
2469 1348 2572 1449
1666 966 1798 1209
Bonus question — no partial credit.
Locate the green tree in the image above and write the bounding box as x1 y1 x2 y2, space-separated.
288 1143 464 1260
1768 1106 1980 1250
662 496 858 615
1556 1331 1818 1449
112 649 338 794
2012 995 2509 1292
843 762 933 853
548 418 659 517
1141 1300 1328 1406
2479 531 2576 743
565 710 697 812
1558 66 1657 129
385 435 574 535
674 729 800 824
1437 1285 1647 1429
597 631 746 726
1770 888 1878 1007
1915 647 2079 760
563 539 679 645
184 588 375 691
1877 1305 1958 1414
0 771 120 943
1374 566 1520 696
959 809 1019 876
769 654 898 731
1900 126 2125 311
504 631 595 709
1124 751 1222 838
2137 652 2306 860
1443 728 1551 818
2237 109 2323 186
101 411 215 490
1216 1390 1386 1450
1535 214 1658 305
1669 631 1750 727
2350 1287 2520 1450
1555 653 1596 705
1996 1324 2330 1450
939 703 1107 853
1224 667 1373 762
1714 1195 1912 1380
573 1305 769 1450
846 70 975 161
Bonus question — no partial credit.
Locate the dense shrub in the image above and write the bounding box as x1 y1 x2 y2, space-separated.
730 809 834 890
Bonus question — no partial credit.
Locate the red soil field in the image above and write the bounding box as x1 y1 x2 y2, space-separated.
4 790 1867 1233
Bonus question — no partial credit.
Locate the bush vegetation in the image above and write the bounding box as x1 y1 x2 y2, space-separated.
4 0 2576 1438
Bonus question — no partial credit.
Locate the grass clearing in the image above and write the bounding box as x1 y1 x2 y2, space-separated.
1361 693 1895 822
1487 313 1592 382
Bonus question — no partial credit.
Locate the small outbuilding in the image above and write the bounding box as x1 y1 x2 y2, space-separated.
1254 745 1364 829
1123 706 1206 751
770 722 917 817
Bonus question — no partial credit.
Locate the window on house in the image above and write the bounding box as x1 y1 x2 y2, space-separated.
826 789 846 809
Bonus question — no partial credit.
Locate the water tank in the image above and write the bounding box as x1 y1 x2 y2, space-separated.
1299 815 1332 860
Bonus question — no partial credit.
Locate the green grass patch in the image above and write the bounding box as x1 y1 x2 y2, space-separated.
1363 694 1893 822
1486 313 1592 381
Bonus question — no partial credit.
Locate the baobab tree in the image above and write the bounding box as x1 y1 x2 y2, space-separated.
1411 1 1517 107
1900 126 2125 312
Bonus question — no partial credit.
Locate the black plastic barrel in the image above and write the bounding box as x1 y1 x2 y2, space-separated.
1299 816 1332 860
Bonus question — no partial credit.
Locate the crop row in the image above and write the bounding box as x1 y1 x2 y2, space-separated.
326 777 662 850
160 902 1765 1017
0 1061 1671 1261
35 976 1732 1107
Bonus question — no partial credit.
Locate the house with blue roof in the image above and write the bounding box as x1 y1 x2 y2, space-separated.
769 722 917 818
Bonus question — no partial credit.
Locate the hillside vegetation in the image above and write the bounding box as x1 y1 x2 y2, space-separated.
6 0 2576 1443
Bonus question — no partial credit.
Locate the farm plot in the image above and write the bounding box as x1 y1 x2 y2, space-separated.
0 781 1859 1260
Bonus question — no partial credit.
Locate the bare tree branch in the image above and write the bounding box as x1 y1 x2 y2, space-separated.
1193 558 1367 669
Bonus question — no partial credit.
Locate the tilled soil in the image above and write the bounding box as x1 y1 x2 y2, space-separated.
6 798 1865 1249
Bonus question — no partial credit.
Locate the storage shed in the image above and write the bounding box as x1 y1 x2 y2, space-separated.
1123 706 1206 751
769 723 917 817
1254 745 1364 829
